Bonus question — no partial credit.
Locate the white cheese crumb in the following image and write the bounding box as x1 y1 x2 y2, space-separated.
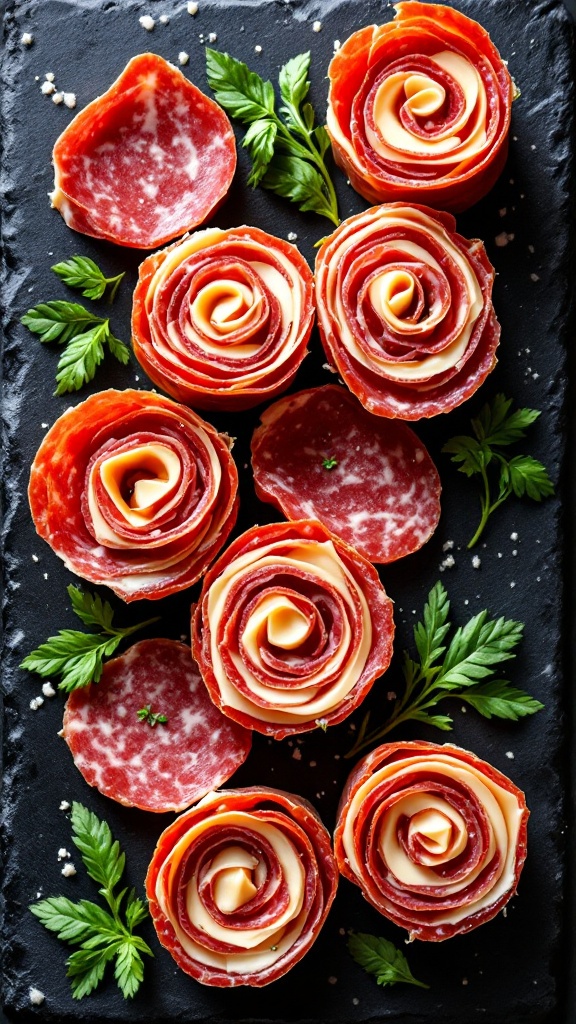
63 92 76 109
59 800 70 811
187 0 199 13
41 80 56 95
530 272 540 282
442 540 454 552
440 554 455 571
528 244 535 254
43 572 49 580
254 44 262 53
45 71 55 82
30 697 44 711
178 51 190 65
312 20 322 32
462 978 469 986
505 751 515 759
42 682 56 697
52 92 64 104
512 549 518 556
61 862 77 877
159 14 170 24
532 372 539 380
472 555 481 569
29 988 45 1006
328 976 337 984
530 144 536 151
461 706 467 713
510 532 518 541
502 906 508 917
498 551 503 558
32 554 39 562
464 599 469 605
292 748 302 761
495 231 514 247
510 581 516 588
207 31 218 42
352 998 359 1006
338 927 346 936
333 39 341 51
57 848 70 860
287 231 298 241
139 15 155 31
21 32 34 46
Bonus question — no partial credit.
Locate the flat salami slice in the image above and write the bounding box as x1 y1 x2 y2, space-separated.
146 787 338 986
132 226 314 411
63 640 251 813
251 385 441 563
334 741 529 942
315 203 499 419
192 520 395 739
327 3 513 212
28 389 238 602
50 53 236 249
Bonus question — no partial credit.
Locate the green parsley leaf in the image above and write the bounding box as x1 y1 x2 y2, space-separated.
443 394 554 547
136 704 168 728
20 586 159 691
30 804 152 1000
51 256 125 302
21 301 104 345
206 47 339 224
348 932 429 990
322 456 338 470
346 582 542 758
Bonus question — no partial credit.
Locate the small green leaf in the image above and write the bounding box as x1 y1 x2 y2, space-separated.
51 256 125 302
507 455 555 500
68 585 115 632
114 942 145 999
441 435 489 476
461 679 544 720
71 803 126 892
21 301 104 345
136 705 168 728
54 322 108 395
262 154 333 220
206 48 275 122
105 330 131 366
278 52 310 109
243 118 277 186
322 456 338 470
29 897 117 945
348 932 429 989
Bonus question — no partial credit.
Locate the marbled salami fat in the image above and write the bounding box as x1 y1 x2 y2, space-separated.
251 385 441 563
50 54 236 249
63 640 251 813
335 741 529 941
146 787 338 985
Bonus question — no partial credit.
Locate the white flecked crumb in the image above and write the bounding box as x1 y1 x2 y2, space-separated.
159 14 170 23
461 706 467 713
352 998 359 1006
472 555 481 569
139 14 155 30
532 372 539 380
442 539 454 552
32 554 39 562
58 847 70 860
42 682 56 698
512 549 518 556
178 51 190 65
41 80 56 95
63 92 76 109
52 92 64 104
255 44 262 53
187 0 199 13
528 244 535 254
495 231 514 247
29 988 45 1006
530 273 540 282
462 978 469 986
530 144 536 151
506 751 515 759
287 231 298 241
497 551 503 558
510 581 516 588
43 572 49 580
30 697 44 711
61 862 77 877
510 532 518 541
333 39 341 50
45 72 55 82
59 800 70 811
208 31 218 42
328 976 337 985
502 906 508 917
440 554 455 571
292 748 302 761
21 32 34 46
312 20 322 32
464 599 469 605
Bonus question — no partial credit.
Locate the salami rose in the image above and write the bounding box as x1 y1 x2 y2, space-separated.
28 390 238 602
315 203 499 419
326 3 513 212
132 226 315 412
50 53 236 249
146 787 338 987
192 520 394 739
334 741 529 941
63 640 251 812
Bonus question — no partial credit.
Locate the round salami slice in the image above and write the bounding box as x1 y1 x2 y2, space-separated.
251 385 441 563
146 787 338 986
50 53 236 249
63 640 252 813
334 741 529 942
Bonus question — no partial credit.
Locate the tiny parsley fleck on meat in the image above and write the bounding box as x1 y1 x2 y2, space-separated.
348 932 429 990
137 705 168 728
442 393 554 548
346 581 543 760
30 803 153 1000
51 256 125 302
20 585 160 692
322 456 338 470
206 48 339 225
21 300 130 395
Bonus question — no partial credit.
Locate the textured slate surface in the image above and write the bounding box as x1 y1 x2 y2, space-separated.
0 1 574 1022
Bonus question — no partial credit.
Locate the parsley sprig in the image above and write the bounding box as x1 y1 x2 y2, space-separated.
51 256 125 302
136 705 168 728
206 49 339 225
20 585 159 692
346 581 543 759
348 933 429 990
21 300 130 395
30 803 153 1000
442 394 554 548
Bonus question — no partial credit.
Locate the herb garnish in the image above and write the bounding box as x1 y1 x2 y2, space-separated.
206 49 339 225
20 585 159 692
346 581 543 759
442 393 554 548
348 932 429 990
21 300 130 395
30 803 153 1000
137 705 168 728
322 456 338 470
51 256 125 302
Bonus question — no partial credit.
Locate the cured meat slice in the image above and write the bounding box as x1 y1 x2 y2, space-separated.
63 640 251 813
315 203 499 419
146 787 338 986
192 520 395 739
132 226 314 412
28 389 238 602
251 384 441 563
334 741 529 942
50 53 236 249
327 3 513 212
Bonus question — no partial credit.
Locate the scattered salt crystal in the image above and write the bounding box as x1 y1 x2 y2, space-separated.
512 549 518 556
530 144 536 150
495 231 514 247
328 976 337 985
442 540 454 552
254 44 262 53
43 572 49 580
29 988 45 1006
472 555 481 569
352 998 359 1006
207 31 217 42
498 207 507 217
63 92 76 109
510 532 518 540
505 751 515 759
61 862 77 877
21 32 34 46
59 800 70 811
530 273 540 282
139 14 155 30
45 72 55 82
528 244 535 253
42 682 56 697
30 697 44 711
32 554 39 562
178 51 190 65
334 39 341 50
187 0 198 13
57 848 70 860
312 20 322 32
159 14 170 23
532 372 539 380
440 554 455 571
502 906 508 917
287 231 298 241
462 978 469 986
41 81 55 95
52 92 64 105
339 927 346 936
510 581 516 588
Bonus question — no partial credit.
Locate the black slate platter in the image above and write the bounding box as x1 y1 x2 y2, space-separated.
1 0 574 1022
